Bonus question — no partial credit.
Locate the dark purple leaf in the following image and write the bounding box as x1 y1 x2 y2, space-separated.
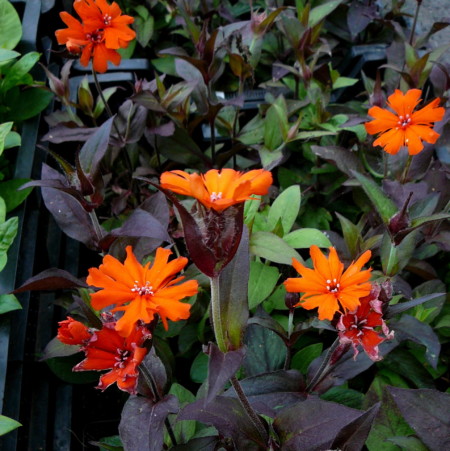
41 164 98 248
147 121 175 137
140 191 170 228
42 124 98 143
330 402 381 451
389 314 441 368
138 347 168 400
119 395 178 451
133 90 167 112
78 116 113 176
387 387 450 451
205 343 246 404
178 396 266 450
347 0 379 39
171 436 219 451
386 293 445 318
311 145 364 177
382 180 429 210
41 336 82 360
99 209 171 252
13 267 88 293
248 308 288 344
273 397 364 450
223 370 305 417
116 100 147 144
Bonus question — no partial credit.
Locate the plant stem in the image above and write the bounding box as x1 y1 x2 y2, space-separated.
91 68 123 141
283 309 294 370
140 362 178 447
210 116 216 168
230 376 268 443
409 0 422 46
401 154 413 183
210 276 227 352
305 338 340 393
89 210 104 245
360 148 384 178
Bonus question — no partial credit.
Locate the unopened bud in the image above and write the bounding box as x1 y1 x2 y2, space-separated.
285 292 298 311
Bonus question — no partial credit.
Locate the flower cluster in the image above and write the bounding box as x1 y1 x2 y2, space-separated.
55 0 135 73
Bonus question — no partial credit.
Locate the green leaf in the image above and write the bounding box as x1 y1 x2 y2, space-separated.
387 436 428 451
0 197 5 222
321 386 365 409
381 230 419 276
336 212 362 258
248 261 279 309
168 383 196 445
0 49 19 63
0 293 21 314
267 185 301 234
1 52 40 92
134 8 154 47
352 170 397 223
190 352 208 384
46 354 99 384
264 95 289 150
0 216 18 271
410 212 450 229
291 343 323 374
309 0 344 27
4 87 53 122
237 115 265 146
4 130 20 149
283 228 331 249
0 0 22 50
293 130 336 140
93 87 119 119
0 179 32 212
244 196 261 225
0 415 21 436
250 231 303 265
332 77 358 90
0 121 13 156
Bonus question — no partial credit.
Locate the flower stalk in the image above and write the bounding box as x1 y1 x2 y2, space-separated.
210 275 227 352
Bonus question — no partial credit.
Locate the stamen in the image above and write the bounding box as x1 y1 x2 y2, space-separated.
131 281 154 296
210 192 223 202
104 14 112 25
326 279 331 284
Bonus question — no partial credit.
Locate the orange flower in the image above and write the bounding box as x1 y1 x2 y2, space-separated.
284 246 372 321
87 246 198 337
74 0 136 49
160 168 273 212
57 316 92 345
74 321 149 393
55 0 135 73
365 89 445 155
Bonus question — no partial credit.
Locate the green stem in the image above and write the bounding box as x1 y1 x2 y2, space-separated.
230 376 268 443
360 148 384 178
401 154 413 183
283 309 295 370
210 116 216 168
89 209 104 245
306 338 340 393
210 276 227 352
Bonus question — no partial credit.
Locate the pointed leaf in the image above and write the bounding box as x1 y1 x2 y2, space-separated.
352 170 397 223
387 387 450 451
389 314 441 368
386 293 446 318
267 185 301 234
283 228 332 249
13 268 88 293
0 293 21 314
41 336 81 360
119 395 178 451
248 261 279 309
250 231 303 265
331 402 381 451
0 415 21 436
78 117 113 176
205 343 245 404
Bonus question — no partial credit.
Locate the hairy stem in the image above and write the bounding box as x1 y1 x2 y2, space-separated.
401 154 413 183
230 376 268 443
306 338 340 393
210 276 227 352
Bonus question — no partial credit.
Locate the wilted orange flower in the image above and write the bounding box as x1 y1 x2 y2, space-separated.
74 321 149 393
55 0 135 73
57 316 92 345
284 246 372 321
338 285 394 361
365 89 445 155
87 246 198 337
160 168 273 212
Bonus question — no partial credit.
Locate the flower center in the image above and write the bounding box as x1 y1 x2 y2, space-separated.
103 14 112 25
396 114 412 130
114 348 130 368
350 318 373 336
131 281 154 296
326 278 340 294
86 30 103 43
210 192 223 202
